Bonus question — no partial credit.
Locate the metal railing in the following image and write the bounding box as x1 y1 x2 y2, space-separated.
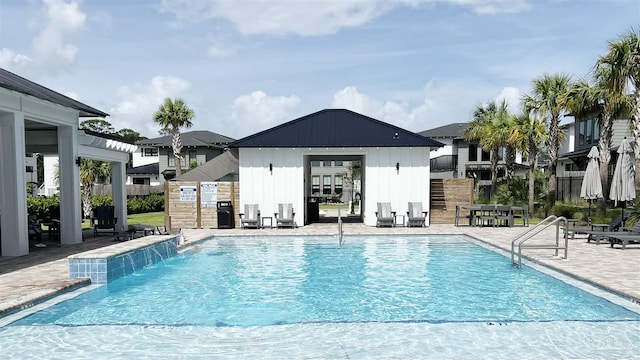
338 208 344 246
511 215 568 268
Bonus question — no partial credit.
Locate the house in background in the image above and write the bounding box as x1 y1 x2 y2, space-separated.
556 113 633 202
419 123 526 194
310 160 360 203
130 130 235 186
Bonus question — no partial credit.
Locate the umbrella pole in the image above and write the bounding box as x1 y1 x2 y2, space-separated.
588 200 591 225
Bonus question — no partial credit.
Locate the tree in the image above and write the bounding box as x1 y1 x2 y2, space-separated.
338 161 361 213
153 97 194 177
523 73 573 208
465 100 512 197
597 27 640 189
80 119 115 134
80 158 110 218
509 113 547 212
116 128 147 142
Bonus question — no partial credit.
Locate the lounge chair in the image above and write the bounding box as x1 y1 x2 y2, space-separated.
92 205 118 236
589 219 640 249
239 204 261 229
155 226 170 235
275 203 296 228
455 205 472 226
376 202 395 227
406 202 428 227
568 213 629 242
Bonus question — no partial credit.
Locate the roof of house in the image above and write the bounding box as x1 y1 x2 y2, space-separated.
136 130 235 148
229 109 444 148
126 162 159 175
418 123 469 139
173 150 239 181
0 68 108 118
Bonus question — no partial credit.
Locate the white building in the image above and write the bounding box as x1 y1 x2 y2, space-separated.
230 109 443 227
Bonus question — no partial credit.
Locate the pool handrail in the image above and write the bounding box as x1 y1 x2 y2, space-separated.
511 215 568 268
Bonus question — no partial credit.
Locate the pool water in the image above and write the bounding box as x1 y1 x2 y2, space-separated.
2 235 640 359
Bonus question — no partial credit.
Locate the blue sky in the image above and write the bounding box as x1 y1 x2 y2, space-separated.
1 0 639 140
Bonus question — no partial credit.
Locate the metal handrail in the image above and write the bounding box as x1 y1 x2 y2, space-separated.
511 215 568 268
338 208 344 246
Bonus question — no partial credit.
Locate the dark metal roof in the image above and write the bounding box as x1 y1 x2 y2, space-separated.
0 68 108 117
418 123 468 139
127 162 159 175
136 130 235 148
230 109 444 148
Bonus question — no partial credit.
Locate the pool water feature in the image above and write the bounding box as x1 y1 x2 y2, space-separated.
1 235 639 359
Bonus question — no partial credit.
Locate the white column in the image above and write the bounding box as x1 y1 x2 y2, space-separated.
0 112 28 256
58 126 82 244
112 161 128 231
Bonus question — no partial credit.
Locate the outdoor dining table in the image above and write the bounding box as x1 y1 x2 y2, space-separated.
461 205 522 227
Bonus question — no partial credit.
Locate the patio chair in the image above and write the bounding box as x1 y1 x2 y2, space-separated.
477 205 497 227
28 214 45 247
376 202 395 227
454 205 472 226
92 205 118 236
239 204 261 229
406 202 428 227
155 226 170 235
588 219 640 248
494 205 513 227
568 213 629 242
275 203 296 228
511 205 529 226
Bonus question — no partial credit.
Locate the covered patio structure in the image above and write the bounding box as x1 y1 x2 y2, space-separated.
0 68 134 256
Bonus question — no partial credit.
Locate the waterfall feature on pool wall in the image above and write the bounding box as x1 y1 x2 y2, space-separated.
68 236 179 284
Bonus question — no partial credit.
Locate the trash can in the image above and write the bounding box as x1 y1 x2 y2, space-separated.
217 201 235 229
307 197 320 224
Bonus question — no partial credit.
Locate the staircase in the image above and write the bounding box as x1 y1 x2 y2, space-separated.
429 178 474 224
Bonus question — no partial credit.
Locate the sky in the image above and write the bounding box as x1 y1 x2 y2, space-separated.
1 0 639 140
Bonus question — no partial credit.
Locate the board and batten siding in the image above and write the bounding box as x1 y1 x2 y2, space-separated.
238 147 431 227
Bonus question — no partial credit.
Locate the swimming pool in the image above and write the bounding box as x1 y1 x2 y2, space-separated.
1 235 639 359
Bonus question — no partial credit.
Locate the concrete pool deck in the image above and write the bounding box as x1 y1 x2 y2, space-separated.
1 223 639 317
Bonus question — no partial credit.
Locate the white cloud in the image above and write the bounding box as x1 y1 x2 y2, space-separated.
446 0 531 15
229 91 301 135
160 0 417 36
109 76 191 136
496 87 522 113
0 0 86 76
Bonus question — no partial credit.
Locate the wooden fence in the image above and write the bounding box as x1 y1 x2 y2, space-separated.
164 181 240 230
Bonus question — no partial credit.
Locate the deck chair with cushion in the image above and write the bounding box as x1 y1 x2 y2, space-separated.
568 213 629 242
92 205 118 236
240 204 261 229
406 202 428 227
275 203 296 228
376 202 395 227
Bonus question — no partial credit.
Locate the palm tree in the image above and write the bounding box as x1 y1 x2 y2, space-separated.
465 100 512 197
597 27 640 189
80 158 111 219
153 98 194 177
523 73 573 209
509 114 547 212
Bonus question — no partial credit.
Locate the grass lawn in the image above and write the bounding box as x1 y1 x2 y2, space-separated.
81 211 165 229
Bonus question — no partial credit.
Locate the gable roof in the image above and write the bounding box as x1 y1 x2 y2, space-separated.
174 150 239 181
230 109 444 148
418 123 469 139
0 68 108 118
136 130 235 148
126 162 159 175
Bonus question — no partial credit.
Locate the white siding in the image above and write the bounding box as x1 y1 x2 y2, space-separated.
239 146 431 227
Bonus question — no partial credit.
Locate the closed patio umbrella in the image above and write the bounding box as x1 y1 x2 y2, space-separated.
580 146 603 223
609 137 635 221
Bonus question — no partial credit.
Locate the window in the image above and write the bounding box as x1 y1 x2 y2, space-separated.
311 160 320 167
133 178 150 185
468 143 478 161
323 175 332 195
498 148 504 161
168 152 186 167
323 160 332 167
481 149 490 162
312 175 320 193
188 150 197 167
334 160 343 166
143 148 158 157
577 117 600 146
334 176 343 194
